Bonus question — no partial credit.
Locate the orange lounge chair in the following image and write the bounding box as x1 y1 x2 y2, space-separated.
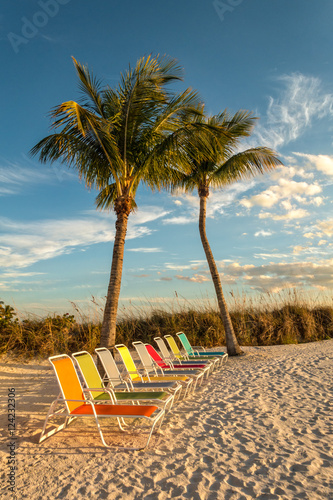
39 354 165 450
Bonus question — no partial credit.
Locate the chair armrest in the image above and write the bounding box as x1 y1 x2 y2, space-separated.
124 371 144 382
83 387 116 403
192 345 205 351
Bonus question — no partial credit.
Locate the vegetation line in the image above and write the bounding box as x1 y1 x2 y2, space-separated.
1 292 332 358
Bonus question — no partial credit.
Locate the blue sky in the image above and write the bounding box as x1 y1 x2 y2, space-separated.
1 0 333 317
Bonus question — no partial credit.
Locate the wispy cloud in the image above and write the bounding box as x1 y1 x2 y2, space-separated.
162 216 194 225
171 259 333 293
255 73 333 149
0 206 168 269
127 248 163 253
0 163 50 196
130 207 170 224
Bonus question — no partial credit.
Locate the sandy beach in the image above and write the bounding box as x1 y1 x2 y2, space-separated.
0 340 332 500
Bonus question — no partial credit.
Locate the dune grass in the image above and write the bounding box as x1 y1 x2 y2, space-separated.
0 291 332 358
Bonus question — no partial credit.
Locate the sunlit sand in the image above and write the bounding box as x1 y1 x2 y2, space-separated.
0 340 332 499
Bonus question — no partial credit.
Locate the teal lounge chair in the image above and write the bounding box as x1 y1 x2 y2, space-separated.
164 334 222 370
176 332 228 364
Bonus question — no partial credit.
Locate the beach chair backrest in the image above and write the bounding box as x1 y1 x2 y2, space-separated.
164 335 182 359
145 344 165 367
49 355 85 413
132 342 155 371
176 332 194 355
72 351 105 399
95 347 123 386
154 337 174 360
115 344 138 381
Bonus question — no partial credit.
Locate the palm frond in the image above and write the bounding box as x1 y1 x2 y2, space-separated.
72 57 105 117
211 147 283 186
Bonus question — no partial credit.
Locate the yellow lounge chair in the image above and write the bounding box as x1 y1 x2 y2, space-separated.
115 344 193 397
72 350 174 411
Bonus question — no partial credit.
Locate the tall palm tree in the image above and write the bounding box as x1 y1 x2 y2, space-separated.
31 55 215 348
175 111 283 356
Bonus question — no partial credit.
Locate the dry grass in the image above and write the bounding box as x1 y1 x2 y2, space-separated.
1 290 332 358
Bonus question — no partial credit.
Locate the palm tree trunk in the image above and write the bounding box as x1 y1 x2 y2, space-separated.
199 195 243 356
99 210 129 349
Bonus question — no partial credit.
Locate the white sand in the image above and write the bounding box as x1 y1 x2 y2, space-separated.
0 340 332 500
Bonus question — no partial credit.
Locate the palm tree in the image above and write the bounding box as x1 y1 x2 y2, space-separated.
31 55 215 349
175 111 283 356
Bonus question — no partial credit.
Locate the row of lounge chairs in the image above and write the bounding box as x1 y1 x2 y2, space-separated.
39 332 228 451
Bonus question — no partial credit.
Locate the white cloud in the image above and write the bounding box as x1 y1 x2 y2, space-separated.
160 257 333 293
168 181 256 220
165 263 193 271
206 182 256 217
317 219 333 237
301 218 333 243
270 164 314 181
258 208 309 220
224 259 333 292
304 233 315 239
254 252 290 260
310 197 324 206
293 245 308 255
254 230 273 237
294 153 333 177
241 190 279 208
241 177 321 209
175 274 210 283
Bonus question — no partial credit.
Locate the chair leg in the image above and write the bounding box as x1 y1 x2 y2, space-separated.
39 398 76 444
91 409 166 451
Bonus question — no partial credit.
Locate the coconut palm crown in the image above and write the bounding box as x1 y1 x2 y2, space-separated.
31 55 221 348
174 111 283 356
